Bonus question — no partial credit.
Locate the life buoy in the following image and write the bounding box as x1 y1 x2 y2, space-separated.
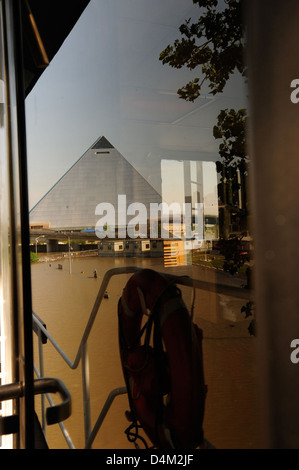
118 269 207 449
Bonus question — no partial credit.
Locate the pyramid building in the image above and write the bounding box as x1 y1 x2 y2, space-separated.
29 136 162 231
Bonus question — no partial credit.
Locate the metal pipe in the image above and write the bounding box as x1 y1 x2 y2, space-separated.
81 342 91 445
37 329 46 436
85 387 127 449
247 0 299 448
33 363 75 449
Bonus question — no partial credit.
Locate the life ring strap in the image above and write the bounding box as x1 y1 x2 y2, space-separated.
118 269 206 449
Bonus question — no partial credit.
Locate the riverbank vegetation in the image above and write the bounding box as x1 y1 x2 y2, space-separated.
30 252 39 263
192 252 248 275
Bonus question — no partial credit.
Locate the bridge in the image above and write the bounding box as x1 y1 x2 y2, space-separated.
29 229 100 253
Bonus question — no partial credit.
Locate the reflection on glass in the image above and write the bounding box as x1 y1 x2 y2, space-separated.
25 0 255 450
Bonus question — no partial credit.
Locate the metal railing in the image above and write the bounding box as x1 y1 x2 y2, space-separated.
32 265 252 449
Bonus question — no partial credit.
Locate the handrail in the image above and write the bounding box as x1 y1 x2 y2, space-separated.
32 265 252 448
33 267 142 369
0 377 72 436
32 266 251 368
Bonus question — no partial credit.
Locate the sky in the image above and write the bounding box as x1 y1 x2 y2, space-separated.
25 0 247 211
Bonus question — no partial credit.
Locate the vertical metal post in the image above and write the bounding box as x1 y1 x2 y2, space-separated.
37 329 46 437
13 0 35 448
247 0 299 448
1 0 35 448
81 342 91 445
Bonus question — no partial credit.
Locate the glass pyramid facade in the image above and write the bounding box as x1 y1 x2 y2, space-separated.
29 136 162 230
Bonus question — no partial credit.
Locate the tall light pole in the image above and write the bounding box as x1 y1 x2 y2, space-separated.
35 235 45 254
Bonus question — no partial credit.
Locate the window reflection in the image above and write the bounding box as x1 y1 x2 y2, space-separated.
26 0 255 450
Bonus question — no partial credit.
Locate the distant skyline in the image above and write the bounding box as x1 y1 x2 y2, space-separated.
25 0 247 210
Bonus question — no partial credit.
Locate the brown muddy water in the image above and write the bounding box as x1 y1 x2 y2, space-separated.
31 254 260 449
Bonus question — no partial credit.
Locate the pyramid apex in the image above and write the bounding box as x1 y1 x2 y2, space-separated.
92 136 114 150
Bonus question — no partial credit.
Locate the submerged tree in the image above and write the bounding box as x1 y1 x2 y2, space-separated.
213 107 248 238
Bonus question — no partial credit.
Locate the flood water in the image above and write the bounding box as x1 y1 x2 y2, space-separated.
31 253 260 449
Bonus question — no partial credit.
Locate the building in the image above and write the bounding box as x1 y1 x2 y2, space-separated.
97 239 152 257
29 136 162 231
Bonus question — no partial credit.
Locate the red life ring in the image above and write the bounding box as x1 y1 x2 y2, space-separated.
118 269 207 449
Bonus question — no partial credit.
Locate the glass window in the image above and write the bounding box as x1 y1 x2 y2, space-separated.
26 0 255 449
